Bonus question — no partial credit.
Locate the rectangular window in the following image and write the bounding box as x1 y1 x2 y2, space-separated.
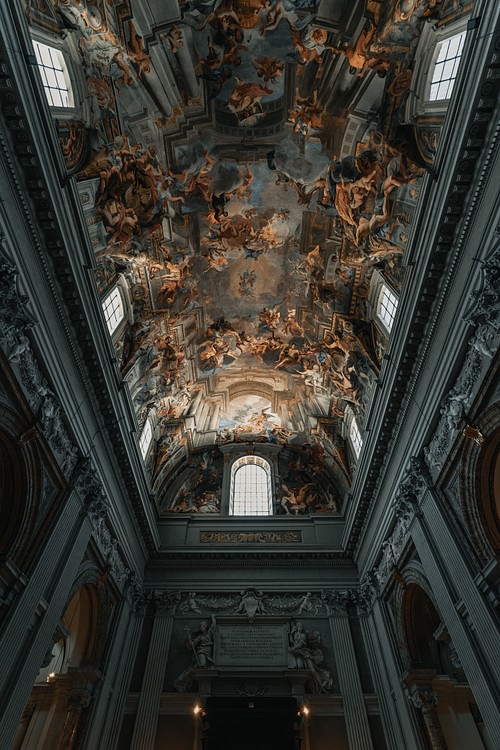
378 286 398 332
349 419 362 458
102 287 124 336
139 419 153 459
429 32 466 101
32 41 72 108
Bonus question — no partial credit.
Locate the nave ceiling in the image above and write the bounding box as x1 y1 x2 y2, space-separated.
27 0 461 516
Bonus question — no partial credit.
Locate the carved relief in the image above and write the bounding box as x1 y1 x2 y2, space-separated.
424 243 500 473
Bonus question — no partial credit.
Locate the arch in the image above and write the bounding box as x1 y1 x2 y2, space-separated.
403 583 442 667
460 402 500 564
36 561 114 685
0 405 41 566
392 562 442 670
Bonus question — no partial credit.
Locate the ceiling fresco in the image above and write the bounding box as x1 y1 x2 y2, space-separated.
31 0 461 512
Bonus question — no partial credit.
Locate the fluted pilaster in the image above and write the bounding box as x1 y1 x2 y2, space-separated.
412 493 500 746
130 611 174 750
0 497 92 747
86 598 144 750
327 605 373 750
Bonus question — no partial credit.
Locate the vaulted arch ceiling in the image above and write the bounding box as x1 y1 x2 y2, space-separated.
35 0 460 512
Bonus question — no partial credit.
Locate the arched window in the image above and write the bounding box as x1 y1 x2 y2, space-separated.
229 456 273 516
377 284 398 333
32 40 73 108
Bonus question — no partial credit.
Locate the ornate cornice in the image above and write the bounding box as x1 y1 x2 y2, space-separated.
424 241 500 475
348 18 500 556
0 35 157 554
152 550 351 566
0 250 144 597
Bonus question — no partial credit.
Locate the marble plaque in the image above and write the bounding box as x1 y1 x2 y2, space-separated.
216 623 288 667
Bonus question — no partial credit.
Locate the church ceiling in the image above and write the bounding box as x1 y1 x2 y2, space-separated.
32 0 461 513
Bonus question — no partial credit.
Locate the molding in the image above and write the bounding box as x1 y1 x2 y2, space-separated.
424 241 500 476
346 11 500 557
0 25 158 555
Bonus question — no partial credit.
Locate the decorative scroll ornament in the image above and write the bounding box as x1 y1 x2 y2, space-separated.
409 689 438 712
366 454 430 593
393 455 430 520
409 690 448 750
123 572 148 613
424 243 500 473
321 590 351 615
0 251 79 478
200 531 301 543
153 590 181 616
0 240 138 601
75 455 137 596
177 588 326 617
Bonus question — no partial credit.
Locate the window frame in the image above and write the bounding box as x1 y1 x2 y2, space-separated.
427 30 466 104
31 39 74 109
101 276 133 340
349 416 363 459
102 285 125 337
229 456 273 517
377 283 398 335
139 418 153 460
29 29 84 121
403 18 469 121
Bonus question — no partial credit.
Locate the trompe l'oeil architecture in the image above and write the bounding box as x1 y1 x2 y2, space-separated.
0 0 499 748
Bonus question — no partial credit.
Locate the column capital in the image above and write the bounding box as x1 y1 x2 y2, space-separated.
321 589 350 615
409 689 438 713
152 589 181 616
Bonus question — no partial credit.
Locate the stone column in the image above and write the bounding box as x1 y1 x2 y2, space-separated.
411 490 500 746
0 491 93 747
408 689 448 750
381 457 500 746
323 593 373 750
176 26 200 99
85 592 146 750
208 403 220 432
129 592 178 750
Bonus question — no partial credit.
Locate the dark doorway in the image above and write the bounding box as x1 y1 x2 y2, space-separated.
203 696 300 750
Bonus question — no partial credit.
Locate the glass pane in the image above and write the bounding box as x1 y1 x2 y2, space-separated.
378 285 398 332
139 419 153 459
429 32 466 101
230 458 272 516
102 287 125 335
350 419 362 457
32 40 71 108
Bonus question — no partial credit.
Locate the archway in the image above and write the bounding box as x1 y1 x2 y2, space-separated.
401 576 493 750
13 582 105 750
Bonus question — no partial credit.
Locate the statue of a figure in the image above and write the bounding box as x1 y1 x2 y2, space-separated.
288 621 333 694
174 616 217 692
187 616 216 667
